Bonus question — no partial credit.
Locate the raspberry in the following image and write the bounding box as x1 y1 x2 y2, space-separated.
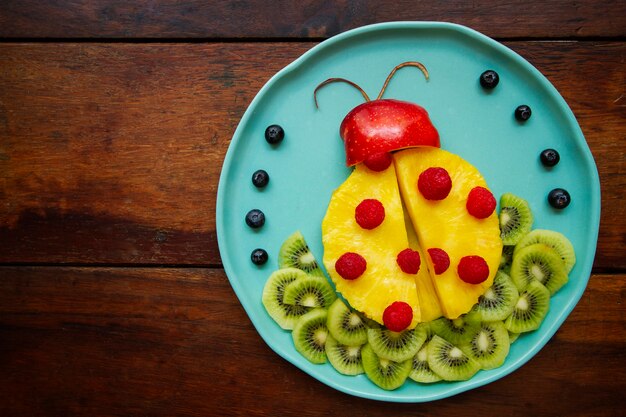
418 167 452 200
364 152 392 172
458 255 490 284
427 248 450 275
335 252 367 280
383 301 413 332
396 248 421 274
466 186 496 219
354 199 385 230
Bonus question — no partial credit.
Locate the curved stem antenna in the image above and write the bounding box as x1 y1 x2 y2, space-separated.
376 61 429 100
313 78 370 109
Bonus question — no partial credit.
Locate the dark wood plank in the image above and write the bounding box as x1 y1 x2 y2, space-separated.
0 42 624 268
1 0 625 39
0 267 624 416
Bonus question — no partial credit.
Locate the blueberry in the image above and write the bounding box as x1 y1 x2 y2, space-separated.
548 188 571 209
265 124 284 145
252 169 270 188
251 248 268 265
245 209 265 228
515 105 532 122
479 70 500 89
540 149 560 167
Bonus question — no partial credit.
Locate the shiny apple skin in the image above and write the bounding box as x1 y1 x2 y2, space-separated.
340 99 440 166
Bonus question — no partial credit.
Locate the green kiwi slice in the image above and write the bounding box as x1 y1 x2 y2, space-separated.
325 334 364 375
499 193 533 245
262 268 310 329
283 275 336 308
361 343 412 390
508 331 520 344
499 245 515 274
326 298 368 346
465 271 519 323
460 321 510 370
367 323 427 362
427 335 480 381
511 243 568 295
409 340 442 383
292 308 329 364
514 229 576 273
505 280 550 333
430 316 478 346
278 230 325 277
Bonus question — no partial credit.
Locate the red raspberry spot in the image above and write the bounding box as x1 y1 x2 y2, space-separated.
396 248 421 274
427 248 450 275
355 199 385 230
335 252 367 280
364 152 392 172
383 301 413 332
466 186 496 219
458 255 490 284
418 167 452 200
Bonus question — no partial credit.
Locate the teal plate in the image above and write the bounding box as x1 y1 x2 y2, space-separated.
216 22 600 402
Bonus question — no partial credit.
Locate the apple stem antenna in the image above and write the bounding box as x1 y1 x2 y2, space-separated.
376 61 429 100
314 78 371 109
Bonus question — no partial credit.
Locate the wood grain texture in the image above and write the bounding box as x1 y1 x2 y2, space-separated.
0 267 624 416
0 42 623 268
1 0 626 39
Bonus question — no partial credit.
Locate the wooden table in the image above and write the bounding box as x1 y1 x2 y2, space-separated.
1 2 624 416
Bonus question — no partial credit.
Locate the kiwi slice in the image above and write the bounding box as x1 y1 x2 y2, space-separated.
427 335 480 381
508 331 520 344
278 230 325 277
367 323 427 362
361 343 412 390
514 229 576 273
262 268 310 329
511 243 568 295
499 193 533 245
505 280 550 333
283 275 336 308
326 298 368 346
325 334 364 375
292 308 329 364
430 316 478 346
409 340 442 383
465 271 519 323
460 321 510 370
499 245 515 274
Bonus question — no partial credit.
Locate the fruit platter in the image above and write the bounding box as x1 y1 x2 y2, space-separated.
216 22 600 402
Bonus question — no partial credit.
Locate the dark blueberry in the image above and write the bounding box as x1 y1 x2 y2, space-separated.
251 248 269 265
265 124 284 145
540 149 560 167
479 70 500 89
515 105 532 122
245 209 265 228
252 169 270 188
548 188 571 209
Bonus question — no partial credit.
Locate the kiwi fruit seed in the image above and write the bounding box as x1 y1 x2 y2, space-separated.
465 271 519 323
283 275 337 308
460 321 510 370
427 335 480 381
367 323 428 362
278 230 325 277
292 308 330 364
326 298 368 346
499 193 533 245
409 340 442 383
262 268 310 329
430 316 478 346
505 280 550 333
361 343 412 390
511 243 568 295
514 229 576 273
508 331 520 344
325 334 364 376
499 245 515 274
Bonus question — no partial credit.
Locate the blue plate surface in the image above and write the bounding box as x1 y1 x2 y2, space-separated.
216 22 600 402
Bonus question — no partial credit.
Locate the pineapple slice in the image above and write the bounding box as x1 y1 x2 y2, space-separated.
322 163 421 328
394 148 503 319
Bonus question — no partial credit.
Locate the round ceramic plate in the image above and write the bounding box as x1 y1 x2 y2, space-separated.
216 22 600 402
